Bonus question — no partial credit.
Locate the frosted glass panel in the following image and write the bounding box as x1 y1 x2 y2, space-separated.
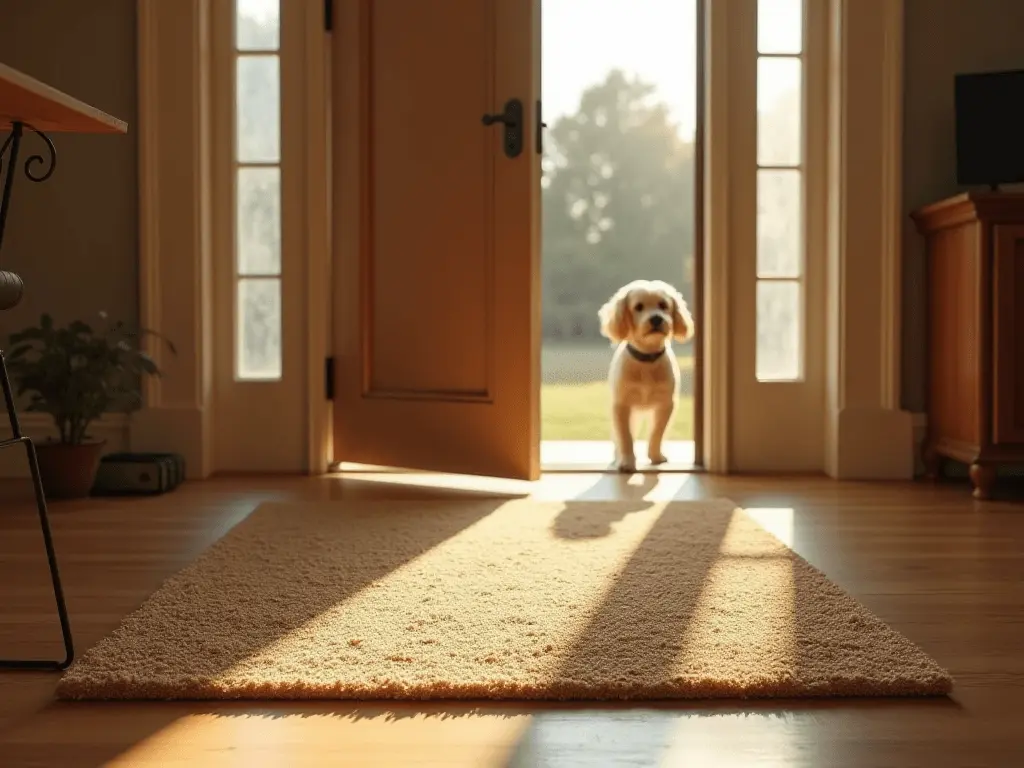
237 277 282 380
756 280 802 381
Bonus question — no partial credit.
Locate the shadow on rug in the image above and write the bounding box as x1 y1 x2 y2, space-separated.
56 498 953 701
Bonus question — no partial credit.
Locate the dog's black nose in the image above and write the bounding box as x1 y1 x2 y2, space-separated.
649 315 664 327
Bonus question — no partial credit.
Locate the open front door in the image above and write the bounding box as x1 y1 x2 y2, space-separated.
331 0 541 480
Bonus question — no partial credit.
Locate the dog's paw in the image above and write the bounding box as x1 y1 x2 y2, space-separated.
648 451 669 465
615 456 636 473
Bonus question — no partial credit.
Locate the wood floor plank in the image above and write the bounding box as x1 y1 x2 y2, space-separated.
0 472 1022 767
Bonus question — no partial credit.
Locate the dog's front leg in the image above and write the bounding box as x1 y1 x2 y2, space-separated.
647 401 675 466
612 402 636 472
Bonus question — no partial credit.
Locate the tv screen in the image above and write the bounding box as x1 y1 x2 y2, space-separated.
954 69 1024 188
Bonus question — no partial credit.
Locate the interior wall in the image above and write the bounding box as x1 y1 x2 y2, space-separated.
901 0 1024 413
0 0 138 342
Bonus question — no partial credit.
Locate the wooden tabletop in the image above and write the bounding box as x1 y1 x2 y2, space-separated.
0 61 127 134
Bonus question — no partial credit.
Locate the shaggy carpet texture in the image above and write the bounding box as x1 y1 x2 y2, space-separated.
56 498 953 701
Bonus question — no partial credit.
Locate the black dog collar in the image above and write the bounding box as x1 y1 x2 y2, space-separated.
626 344 666 363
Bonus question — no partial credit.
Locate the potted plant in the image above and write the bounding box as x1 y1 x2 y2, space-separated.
4 312 175 499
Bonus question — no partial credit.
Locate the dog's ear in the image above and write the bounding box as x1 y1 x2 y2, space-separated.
662 284 695 343
598 286 633 344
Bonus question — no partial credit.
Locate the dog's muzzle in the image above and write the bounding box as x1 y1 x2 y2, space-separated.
647 314 668 334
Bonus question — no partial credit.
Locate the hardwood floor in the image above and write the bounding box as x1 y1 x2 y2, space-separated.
0 470 1022 767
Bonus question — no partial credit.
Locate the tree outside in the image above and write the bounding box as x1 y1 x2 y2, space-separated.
540 68 697 443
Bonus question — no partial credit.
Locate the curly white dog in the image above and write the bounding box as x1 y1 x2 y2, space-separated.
597 279 695 473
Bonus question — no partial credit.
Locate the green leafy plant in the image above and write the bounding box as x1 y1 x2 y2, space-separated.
4 312 176 445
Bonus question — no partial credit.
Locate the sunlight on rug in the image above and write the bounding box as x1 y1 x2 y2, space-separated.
56 498 953 701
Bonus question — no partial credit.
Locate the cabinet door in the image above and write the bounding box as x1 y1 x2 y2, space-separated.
992 224 1024 445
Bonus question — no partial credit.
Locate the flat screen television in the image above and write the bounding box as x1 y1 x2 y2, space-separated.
954 68 1024 189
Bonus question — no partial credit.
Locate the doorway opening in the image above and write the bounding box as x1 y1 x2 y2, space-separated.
539 0 704 471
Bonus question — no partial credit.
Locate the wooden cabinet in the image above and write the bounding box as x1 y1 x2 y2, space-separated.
911 192 1024 500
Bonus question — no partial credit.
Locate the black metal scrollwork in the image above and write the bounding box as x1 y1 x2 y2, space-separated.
1 122 57 182
0 121 58 255
23 127 57 183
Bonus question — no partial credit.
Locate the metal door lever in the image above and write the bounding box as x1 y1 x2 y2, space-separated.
481 98 524 158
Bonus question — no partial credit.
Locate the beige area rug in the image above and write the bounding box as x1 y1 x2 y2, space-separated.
56 499 953 701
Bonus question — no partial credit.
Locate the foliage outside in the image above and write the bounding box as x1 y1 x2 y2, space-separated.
540 70 697 441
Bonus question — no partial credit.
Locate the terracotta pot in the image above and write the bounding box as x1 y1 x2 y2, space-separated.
33 440 106 499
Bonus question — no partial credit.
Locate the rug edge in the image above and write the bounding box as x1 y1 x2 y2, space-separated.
54 673 955 703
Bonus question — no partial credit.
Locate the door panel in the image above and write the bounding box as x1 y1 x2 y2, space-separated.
992 224 1024 445
331 0 541 479
368 3 492 397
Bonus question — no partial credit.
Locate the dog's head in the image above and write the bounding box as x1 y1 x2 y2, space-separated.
597 279 695 348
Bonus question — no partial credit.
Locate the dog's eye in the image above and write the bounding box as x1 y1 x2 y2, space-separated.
658 301 668 311
633 303 644 312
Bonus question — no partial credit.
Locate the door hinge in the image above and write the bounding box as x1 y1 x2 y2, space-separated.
325 356 335 400
324 0 333 31
536 99 546 155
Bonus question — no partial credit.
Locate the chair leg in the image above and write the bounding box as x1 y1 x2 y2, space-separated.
0 350 74 671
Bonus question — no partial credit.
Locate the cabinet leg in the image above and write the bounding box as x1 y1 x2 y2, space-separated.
922 442 942 482
969 463 996 500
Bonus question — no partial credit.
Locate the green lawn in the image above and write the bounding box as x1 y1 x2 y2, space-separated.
541 342 695 441
542 382 694 441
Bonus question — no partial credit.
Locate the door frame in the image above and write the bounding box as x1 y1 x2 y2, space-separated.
131 0 913 480
720 0 829 473
203 0 316 474
700 0 731 473
316 0 729 474
301 0 333 476
309 0 911 477
690 0 707 469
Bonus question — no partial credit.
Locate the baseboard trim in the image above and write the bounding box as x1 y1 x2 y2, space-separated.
0 409 934 482
827 406 915 480
0 413 132 479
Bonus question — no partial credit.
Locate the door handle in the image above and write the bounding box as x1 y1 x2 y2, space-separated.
481 98 523 158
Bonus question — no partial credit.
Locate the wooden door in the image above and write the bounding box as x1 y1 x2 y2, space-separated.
992 224 1024 445
330 0 542 480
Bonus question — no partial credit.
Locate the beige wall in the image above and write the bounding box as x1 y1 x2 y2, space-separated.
901 0 1024 412
0 0 137 339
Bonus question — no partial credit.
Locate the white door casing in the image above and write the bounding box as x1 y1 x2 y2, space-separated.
723 0 828 473
131 0 911 479
208 0 308 473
